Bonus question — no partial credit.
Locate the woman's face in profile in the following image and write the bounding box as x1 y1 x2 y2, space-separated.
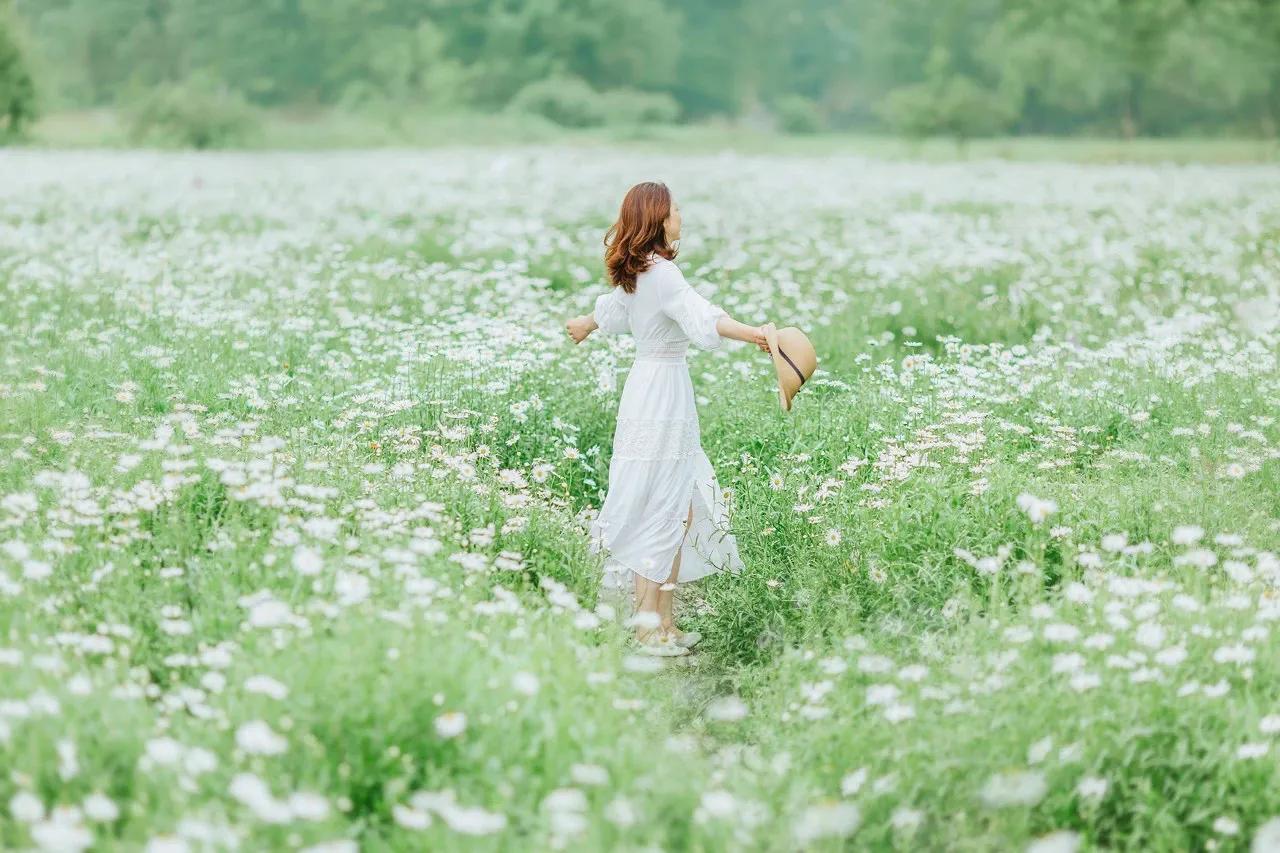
664 198 681 243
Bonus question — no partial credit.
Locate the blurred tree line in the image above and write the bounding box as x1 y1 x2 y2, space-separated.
4 0 1279 140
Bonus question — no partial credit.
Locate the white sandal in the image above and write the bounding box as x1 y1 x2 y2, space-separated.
674 631 702 649
634 630 690 657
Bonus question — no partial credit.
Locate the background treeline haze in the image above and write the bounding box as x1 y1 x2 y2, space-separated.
4 0 1280 139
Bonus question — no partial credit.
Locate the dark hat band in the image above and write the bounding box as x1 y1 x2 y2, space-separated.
777 346 807 387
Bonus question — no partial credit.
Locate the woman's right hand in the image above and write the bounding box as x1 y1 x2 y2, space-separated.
566 314 597 344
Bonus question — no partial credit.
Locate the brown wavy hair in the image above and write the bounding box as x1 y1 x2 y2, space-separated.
604 181 678 293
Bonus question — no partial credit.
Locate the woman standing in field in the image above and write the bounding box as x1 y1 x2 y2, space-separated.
565 182 770 656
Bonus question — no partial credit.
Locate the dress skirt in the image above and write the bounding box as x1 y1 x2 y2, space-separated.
588 347 745 595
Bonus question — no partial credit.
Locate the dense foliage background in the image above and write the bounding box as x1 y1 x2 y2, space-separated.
3 0 1279 139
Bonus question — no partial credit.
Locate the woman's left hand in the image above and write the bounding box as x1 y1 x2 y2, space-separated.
754 323 774 353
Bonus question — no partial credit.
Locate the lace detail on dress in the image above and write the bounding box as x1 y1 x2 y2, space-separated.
612 417 701 462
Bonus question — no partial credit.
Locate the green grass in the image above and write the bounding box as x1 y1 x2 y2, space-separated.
0 148 1277 850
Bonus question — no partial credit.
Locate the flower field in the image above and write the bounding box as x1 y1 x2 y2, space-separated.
1 149 1278 852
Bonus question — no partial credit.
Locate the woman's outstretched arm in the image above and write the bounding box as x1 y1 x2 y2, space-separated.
717 316 772 353
569 310 771 350
659 262 771 354
571 288 631 342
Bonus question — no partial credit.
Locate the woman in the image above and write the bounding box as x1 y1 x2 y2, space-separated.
565 182 771 656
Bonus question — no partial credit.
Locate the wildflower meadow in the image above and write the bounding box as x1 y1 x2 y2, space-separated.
1 148 1279 851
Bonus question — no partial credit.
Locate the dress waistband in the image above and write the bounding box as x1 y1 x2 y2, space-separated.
634 342 690 362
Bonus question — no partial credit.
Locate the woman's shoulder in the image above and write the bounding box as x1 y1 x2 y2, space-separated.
600 282 633 302
641 253 680 278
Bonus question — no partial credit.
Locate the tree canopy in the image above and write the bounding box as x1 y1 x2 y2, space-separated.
11 0 1278 136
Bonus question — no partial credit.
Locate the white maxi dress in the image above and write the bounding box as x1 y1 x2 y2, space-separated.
588 255 746 597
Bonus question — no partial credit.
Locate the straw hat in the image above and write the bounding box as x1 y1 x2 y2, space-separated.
763 323 817 412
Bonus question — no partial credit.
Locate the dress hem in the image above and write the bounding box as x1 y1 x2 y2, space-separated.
593 463 740 592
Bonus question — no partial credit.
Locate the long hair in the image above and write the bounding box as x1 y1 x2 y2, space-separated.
604 181 678 293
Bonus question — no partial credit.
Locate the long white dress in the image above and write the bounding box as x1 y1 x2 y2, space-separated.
587 254 746 597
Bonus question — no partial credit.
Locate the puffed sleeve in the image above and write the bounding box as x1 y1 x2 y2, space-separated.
593 288 631 335
660 262 727 351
